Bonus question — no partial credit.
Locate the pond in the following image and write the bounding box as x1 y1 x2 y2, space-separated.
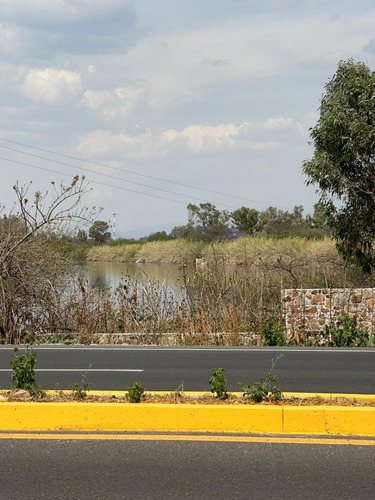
75 262 188 294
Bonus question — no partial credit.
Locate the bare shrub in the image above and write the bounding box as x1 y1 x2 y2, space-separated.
0 176 99 343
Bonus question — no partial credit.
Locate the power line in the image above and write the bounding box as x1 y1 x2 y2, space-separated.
0 155 188 206
0 144 237 210
0 137 290 210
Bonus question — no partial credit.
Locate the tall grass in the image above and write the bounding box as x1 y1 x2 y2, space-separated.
87 236 337 264
87 243 143 262
136 239 204 263
87 239 204 263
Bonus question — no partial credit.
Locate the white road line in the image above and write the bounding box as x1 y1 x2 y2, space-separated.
0 369 144 372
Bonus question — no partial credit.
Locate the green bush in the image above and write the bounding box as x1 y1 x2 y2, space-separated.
209 367 228 400
69 370 91 400
237 355 283 403
10 346 42 396
259 315 287 346
328 315 370 347
126 381 146 403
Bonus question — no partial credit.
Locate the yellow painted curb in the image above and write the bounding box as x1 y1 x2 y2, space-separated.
0 402 375 436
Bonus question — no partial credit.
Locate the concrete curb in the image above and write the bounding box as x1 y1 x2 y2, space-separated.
1 400 375 436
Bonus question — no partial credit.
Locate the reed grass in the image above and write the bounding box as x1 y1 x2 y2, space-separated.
87 236 337 265
87 239 204 263
87 243 143 262
136 239 204 263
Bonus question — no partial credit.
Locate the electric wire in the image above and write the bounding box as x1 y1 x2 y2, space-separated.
0 144 237 209
0 137 290 210
0 155 190 206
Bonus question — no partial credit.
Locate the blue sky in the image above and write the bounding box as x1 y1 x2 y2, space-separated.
1 0 375 236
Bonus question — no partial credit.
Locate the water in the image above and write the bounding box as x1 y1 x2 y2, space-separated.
76 262 186 294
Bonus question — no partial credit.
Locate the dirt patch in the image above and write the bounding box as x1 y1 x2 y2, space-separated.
1 391 374 407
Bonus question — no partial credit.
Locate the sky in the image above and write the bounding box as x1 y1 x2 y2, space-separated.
1 0 375 238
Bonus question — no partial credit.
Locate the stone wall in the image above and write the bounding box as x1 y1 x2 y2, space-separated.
282 288 375 336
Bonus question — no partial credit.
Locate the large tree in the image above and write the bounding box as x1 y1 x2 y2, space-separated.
230 207 260 235
303 59 375 272
89 220 111 244
186 203 233 241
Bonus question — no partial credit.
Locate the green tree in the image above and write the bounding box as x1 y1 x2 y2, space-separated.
311 202 329 230
75 229 88 242
230 207 260 235
303 59 375 272
169 225 190 240
259 205 305 235
89 220 111 244
187 202 232 241
144 231 171 242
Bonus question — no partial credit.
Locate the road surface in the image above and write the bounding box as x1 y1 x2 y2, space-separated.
0 345 374 393
0 433 373 499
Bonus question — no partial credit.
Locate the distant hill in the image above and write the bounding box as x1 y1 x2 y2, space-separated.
116 223 181 240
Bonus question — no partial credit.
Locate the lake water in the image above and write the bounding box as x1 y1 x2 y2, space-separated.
76 262 187 294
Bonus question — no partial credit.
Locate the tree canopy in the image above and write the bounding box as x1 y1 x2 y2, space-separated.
230 207 260 235
303 59 375 272
89 220 111 244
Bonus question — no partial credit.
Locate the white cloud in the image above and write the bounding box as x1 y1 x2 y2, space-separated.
81 86 144 119
263 117 294 131
117 9 375 112
75 119 297 159
21 68 82 104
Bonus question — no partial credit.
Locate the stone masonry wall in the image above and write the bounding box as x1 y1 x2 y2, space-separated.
282 288 375 337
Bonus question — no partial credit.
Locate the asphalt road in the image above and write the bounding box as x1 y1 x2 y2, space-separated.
0 434 374 499
0 345 374 393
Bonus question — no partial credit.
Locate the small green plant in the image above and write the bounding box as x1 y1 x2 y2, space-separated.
209 367 228 400
328 315 370 347
259 315 287 346
46 334 61 344
69 369 91 400
237 355 283 403
10 346 43 396
126 381 146 403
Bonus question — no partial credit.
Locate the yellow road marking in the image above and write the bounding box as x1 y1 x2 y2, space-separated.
0 433 374 446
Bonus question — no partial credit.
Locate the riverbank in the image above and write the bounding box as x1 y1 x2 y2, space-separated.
87 236 337 265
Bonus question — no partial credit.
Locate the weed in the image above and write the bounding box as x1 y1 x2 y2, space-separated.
237 355 283 403
10 346 43 396
328 315 370 347
126 381 146 403
63 339 75 345
259 315 287 346
47 335 61 344
69 369 91 400
209 367 228 400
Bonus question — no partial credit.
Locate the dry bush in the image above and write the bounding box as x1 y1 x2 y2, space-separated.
0 177 99 343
